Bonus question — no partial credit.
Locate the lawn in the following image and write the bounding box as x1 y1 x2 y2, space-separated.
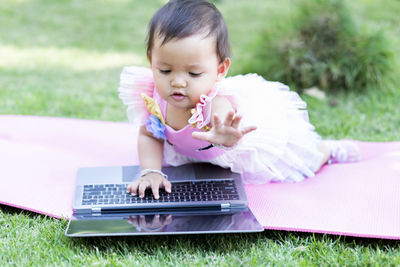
1 0 399 266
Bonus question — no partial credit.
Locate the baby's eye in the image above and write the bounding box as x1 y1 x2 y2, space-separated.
189 72 202 77
159 69 171 74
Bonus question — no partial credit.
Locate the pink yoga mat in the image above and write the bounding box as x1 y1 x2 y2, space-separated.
0 115 399 239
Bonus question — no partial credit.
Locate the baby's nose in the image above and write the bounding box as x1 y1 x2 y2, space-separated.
170 77 187 88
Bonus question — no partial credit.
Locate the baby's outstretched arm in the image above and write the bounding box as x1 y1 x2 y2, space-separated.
126 125 171 199
192 96 257 147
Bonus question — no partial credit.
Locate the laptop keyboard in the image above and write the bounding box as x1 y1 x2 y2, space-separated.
81 179 239 206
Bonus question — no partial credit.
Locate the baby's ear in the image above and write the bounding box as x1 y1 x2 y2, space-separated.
147 51 152 65
217 58 231 81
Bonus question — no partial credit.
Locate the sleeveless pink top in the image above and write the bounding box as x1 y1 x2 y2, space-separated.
152 89 225 161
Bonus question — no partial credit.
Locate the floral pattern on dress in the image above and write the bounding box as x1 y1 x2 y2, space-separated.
141 93 166 140
145 114 166 140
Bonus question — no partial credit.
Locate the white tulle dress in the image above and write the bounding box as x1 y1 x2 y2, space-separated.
119 66 323 184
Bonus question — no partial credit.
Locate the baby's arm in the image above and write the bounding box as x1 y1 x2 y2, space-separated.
192 96 257 147
126 125 171 199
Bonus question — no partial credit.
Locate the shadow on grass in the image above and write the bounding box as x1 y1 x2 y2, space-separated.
67 221 400 255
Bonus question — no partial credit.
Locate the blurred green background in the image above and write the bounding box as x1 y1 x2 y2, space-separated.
1 0 399 140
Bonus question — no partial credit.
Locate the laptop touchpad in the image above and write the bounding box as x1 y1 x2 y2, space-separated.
162 164 195 180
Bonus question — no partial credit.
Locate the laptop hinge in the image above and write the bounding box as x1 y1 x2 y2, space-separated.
91 207 101 213
221 203 231 209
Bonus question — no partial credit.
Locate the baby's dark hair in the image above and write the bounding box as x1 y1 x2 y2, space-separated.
146 0 230 62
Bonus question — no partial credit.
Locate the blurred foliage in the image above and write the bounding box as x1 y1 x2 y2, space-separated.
243 0 394 93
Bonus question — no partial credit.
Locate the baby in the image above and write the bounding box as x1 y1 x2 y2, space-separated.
119 0 360 199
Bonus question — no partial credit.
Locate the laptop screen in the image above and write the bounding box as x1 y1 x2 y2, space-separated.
65 209 263 237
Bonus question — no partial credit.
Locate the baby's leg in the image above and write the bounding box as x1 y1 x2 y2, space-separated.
317 142 331 168
315 140 361 171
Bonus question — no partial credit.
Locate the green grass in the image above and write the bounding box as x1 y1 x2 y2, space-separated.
1 0 399 266
1 207 400 266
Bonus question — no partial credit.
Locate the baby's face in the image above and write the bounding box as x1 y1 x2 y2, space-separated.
149 34 227 112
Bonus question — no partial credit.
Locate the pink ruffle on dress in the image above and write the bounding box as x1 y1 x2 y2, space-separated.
119 66 323 184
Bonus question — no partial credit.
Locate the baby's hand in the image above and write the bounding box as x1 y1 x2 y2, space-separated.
126 172 171 199
127 214 173 232
192 111 257 147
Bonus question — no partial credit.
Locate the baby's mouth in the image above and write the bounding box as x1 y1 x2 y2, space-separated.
171 92 186 101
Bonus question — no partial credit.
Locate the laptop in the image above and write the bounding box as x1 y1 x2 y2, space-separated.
65 163 263 237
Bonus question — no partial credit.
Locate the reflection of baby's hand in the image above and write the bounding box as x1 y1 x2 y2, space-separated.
192 111 257 147
126 173 171 199
127 214 173 232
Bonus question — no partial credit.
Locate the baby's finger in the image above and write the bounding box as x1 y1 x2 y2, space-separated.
151 183 160 199
241 125 257 135
224 111 235 127
231 114 242 129
192 131 212 142
153 214 161 226
127 181 139 196
165 214 173 225
126 184 132 193
138 181 150 198
139 215 146 227
213 114 222 129
162 179 172 193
